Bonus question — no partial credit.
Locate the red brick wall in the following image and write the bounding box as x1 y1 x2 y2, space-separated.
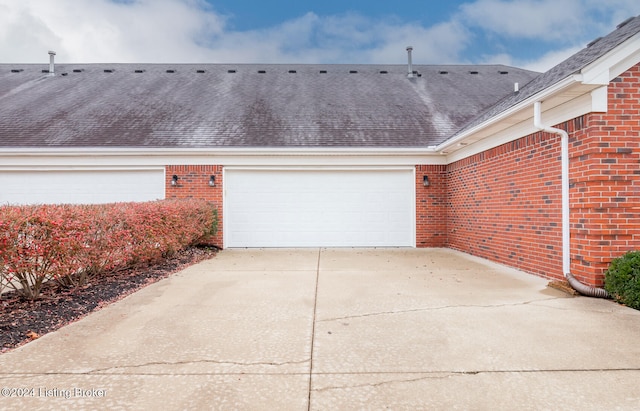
416 165 447 247
446 130 566 280
165 165 223 247
446 63 640 286
569 65 640 286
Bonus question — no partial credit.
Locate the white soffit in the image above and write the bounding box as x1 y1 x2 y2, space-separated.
439 31 640 161
445 89 606 164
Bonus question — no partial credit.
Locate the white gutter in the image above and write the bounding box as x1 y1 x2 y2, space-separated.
0 146 439 157
533 101 609 298
437 74 585 153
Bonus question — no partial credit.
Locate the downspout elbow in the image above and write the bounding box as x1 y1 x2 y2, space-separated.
534 101 565 136
566 273 611 298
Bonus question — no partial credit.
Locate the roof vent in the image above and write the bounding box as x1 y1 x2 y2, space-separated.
135 69 146 73
48 50 56 76
379 70 388 74
42 69 50 73
587 37 602 47
104 69 114 73
72 69 84 73
617 16 634 29
61 72 68 76
406 46 414 78
288 70 297 73
196 69 206 73
499 70 509 74
319 70 327 74
10 69 23 73
469 70 479 74
349 70 358 74
258 70 266 73
514 82 519 92
166 69 176 73
439 70 449 74
227 69 236 73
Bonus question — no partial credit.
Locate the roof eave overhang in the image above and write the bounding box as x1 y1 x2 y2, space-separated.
436 73 593 154
0 146 446 168
0 146 439 157
438 30 640 160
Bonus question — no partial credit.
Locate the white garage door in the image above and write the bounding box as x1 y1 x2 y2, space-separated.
225 168 415 247
0 169 165 205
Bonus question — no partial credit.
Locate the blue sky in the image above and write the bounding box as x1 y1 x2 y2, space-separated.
1 0 640 72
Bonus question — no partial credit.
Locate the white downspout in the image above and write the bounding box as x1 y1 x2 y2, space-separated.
534 102 570 276
533 102 609 298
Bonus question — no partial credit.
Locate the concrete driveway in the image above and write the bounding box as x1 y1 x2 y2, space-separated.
1 248 639 410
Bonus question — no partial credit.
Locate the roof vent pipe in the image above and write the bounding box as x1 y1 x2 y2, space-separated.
406 46 414 78
514 82 519 92
48 50 56 76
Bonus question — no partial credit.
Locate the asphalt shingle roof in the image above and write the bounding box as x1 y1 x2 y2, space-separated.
0 63 538 148
1 15 639 149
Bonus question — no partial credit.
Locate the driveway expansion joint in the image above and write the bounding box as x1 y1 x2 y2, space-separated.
307 248 322 411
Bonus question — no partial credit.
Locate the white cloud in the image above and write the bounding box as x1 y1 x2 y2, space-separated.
459 0 592 41
0 0 227 63
0 0 638 72
458 0 640 42
518 46 584 72
474 45 582 72
454 0 640 71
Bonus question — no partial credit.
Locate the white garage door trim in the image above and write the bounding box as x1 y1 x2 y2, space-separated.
224 167 416 248
0 167 165 205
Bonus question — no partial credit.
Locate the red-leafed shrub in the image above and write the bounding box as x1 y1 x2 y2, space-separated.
0 200 217 300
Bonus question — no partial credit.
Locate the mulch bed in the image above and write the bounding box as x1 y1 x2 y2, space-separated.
0 246 217 353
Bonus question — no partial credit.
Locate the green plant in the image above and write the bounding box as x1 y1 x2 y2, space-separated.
604 251 640 310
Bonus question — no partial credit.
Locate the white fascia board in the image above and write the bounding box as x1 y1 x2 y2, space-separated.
0 146 445 168
436 74 582 152
581 32 640 84
439 34 640 160
445 87 607 164
436 74 584 154
0 165 164 172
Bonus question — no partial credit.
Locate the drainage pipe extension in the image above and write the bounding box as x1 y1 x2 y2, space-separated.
533 101 610 298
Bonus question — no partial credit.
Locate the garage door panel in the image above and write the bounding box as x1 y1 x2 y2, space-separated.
0 169 164 205
226 169 415 247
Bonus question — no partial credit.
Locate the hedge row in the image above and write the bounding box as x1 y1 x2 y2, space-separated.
605 251 640 310
0 200 217 300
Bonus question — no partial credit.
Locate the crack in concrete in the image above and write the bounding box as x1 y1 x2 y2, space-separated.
312 373 458 392
86 358 311 374
317 297 565 323
311 368 640 392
